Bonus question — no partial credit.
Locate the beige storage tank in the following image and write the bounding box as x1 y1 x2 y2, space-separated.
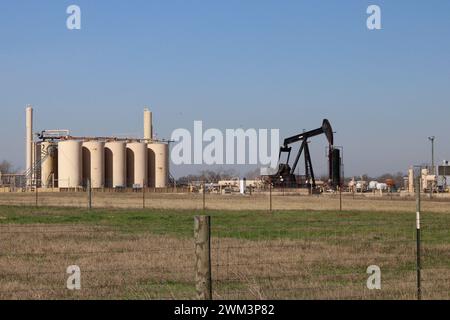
148 143 169 188
58 140 82 188
82 141 105 189
41 142 58 188
126 142 148 188
105 141 127 188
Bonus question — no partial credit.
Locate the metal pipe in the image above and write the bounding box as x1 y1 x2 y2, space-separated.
144 108 153 142
26 106 33 187
415 174 422 300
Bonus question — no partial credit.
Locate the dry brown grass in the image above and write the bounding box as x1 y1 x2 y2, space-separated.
1 223 446 300
0 192 449 213
0 224 195 299
0 193 448 300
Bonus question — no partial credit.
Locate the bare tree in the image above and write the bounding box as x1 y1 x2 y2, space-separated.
0 160 14 174
177 168 238 185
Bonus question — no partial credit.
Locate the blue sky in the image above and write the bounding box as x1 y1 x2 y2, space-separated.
0 1 449 178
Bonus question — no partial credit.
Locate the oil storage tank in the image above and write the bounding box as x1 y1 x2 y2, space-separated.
41 141 58 188
126 142 147 188
105 141 126 188
58 140 82 188
147 142 169 188
82 141 105 189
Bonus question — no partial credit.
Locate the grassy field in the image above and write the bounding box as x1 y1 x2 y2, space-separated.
1 191 450 213
0 205 449 299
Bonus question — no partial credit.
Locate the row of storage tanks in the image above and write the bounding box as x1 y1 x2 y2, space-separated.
41 140 169 189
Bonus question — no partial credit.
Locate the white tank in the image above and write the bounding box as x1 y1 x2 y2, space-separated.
368 181 378 190
126 142 148 188
58 140 82 188
239 178 246 194
147 143 169 188
105 141 127 188
376 183 388 190
82 141 105 188
41 142 58 188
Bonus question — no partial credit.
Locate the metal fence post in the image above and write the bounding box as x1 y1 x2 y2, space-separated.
143 179 146 209
87 179 92 210
269 183 273 213
415 175 422 300
202 182 206 211
194 215 212 300
35 184 38 207
339 186 342 212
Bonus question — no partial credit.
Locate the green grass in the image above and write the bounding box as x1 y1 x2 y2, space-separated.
0 205 449 242
1 205 450 299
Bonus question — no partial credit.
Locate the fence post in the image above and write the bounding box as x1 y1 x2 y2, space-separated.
339 186 342 212
415 175 422 300
194 215 212 300
202 182 206 211
143 179 146 209
87 179 92 210
269 183 273 213
35 184 38 207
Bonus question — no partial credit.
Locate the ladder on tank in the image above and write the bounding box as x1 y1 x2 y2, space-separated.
168 172 176 187
22 148 50 189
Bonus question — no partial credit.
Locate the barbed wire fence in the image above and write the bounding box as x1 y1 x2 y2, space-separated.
0 224 196 299
1 179 450 212
208 216 450 300
0 181 450 299
0 214 449 299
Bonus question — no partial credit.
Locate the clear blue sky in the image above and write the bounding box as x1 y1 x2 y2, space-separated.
1 1 449 178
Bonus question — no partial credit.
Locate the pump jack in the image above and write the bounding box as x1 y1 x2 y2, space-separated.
268 119 341 191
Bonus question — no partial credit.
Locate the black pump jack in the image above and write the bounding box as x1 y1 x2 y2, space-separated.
270 119 341 190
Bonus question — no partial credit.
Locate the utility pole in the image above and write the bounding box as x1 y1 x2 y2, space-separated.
428 136 435 174
428 136 435 196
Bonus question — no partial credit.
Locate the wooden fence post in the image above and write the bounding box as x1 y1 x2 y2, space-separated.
194 215 212 300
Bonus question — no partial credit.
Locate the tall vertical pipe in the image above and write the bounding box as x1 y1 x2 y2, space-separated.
408 167 415 193
26 106 33 187
144 108 153 141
